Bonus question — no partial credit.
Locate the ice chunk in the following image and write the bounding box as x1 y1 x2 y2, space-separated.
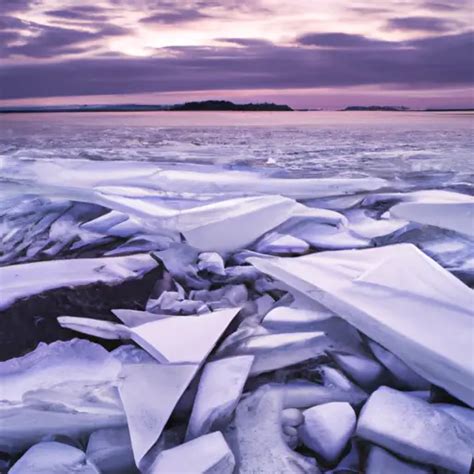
286 221 369 250
58 317 131 340
0 253 158 311
186 355 254 440
0 339 121 402
225 385 319 473
276 366 367 409
10 442 100 474
81 210 128 234
147 431 234 474
366 446 434 474
130 307 240 364
198 252 226 275
118 362 198 466
389 192 474 237
299 402 356 464
222 330 330 375
255 232 310 255
112 308 169 327
367 340 430 390
357 386 473 472
0 400 126 454
179 195 320 253
86 427 137 474
435 403 474 437
248 244 474 406
345 208 409 240
59 308 240 365
262 306 333 331
330 352 387 390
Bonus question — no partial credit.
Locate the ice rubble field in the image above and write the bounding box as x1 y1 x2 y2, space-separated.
0 157 473 473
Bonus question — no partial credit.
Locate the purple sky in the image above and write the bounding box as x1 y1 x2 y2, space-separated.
0 0 473 108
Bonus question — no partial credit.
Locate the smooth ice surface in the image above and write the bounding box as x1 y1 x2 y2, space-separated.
299 402 356 464
186 355 254 440
10 442 100 474
249 244 474 406
118 362 198 466
262 306 334 331
0 253 158 311
130 307 240 364
357 386 473 472
366 446 434 474
148 431 235 474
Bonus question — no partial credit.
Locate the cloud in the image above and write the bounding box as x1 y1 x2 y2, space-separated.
46 6 111 22
1 20 129 59
297 33 395 49
387 16 460 32
1 30 472 100
140 9 209 24
421 1 465 12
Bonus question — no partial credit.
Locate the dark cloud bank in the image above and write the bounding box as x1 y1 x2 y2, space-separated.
1 29 472 100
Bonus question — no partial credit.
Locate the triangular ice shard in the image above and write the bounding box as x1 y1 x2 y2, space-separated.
248 244 474 406
130 307 241 364
118 363 198 467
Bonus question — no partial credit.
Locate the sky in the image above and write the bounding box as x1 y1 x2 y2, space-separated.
0 0 473 108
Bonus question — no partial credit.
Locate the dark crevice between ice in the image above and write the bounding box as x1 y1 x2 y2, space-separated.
0 264 164 361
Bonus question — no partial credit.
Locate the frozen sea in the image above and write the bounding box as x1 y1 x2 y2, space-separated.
1 111 473 189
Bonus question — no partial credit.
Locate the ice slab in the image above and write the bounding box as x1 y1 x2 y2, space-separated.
223 330 330 375
225 386 319 473
255 232 310 255
387 191 474 237
0 253 158 311
130 307 240 364
275 366 367 409
86 427 137 474
118 362 198 467
0 401 126 454
248 244 474 406
299 402 356 464
186 355 254 440
330 351 386 391
367 340 430 390
366 446 434 474
262 306 333 331
112 308 168 327
0 339 121 402
10 442 100 474
0 158 387 201
286 221 369 250
148 431 235 474
357 386 473 472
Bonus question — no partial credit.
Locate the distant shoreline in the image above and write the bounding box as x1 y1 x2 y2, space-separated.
0 106 472 114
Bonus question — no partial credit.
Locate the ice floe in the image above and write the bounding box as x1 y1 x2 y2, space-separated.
248 243 474 406
0 253 158 311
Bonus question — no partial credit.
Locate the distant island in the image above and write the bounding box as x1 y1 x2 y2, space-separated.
343 105 409 111
172 100 293 111
0 100 293 114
